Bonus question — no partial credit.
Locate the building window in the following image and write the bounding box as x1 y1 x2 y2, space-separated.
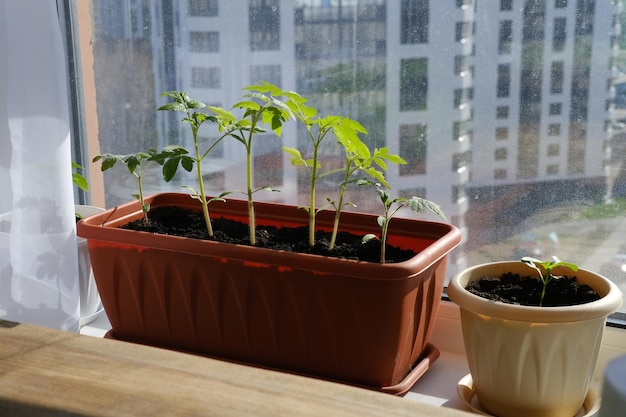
499 20 513 54
555 0 568 8
453 151 471 173
452 184 467 203
551 61 564 94
497 63 511 97
549 102 562 115
455 21 472 42
250 65 282 86
188 0 218 17
401 0 429 44
495 147 508 160
453 120 472 141
456 0 472 8
399 124 428 175
191 67 221 88
500 0 513 11
496 106 509 119
548 123 561 135
189 31 219 53
548 143 560 156
454 55 470 75
547 164 560 175
400 58 428 111
399 188 427 199
250 0 280 51
494 168 507 179
496 127 508 140
553 17 566 52
454 88 472 108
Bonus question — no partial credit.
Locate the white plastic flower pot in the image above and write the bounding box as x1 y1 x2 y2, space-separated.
447 261 623 417
75 205 104 324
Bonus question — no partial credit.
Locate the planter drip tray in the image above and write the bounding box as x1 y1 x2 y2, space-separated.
457 374 601 417
104 330 439 396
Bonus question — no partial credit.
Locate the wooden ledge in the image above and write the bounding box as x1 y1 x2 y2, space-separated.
0 320 472 416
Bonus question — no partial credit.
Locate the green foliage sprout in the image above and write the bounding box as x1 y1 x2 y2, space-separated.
93 146 187 225
283 94 405 249
206 81 294 245
326 146 406 251
362 183 446 263
72 162 89 192
521 256 579 307
158 91 230 237
283 114 365 248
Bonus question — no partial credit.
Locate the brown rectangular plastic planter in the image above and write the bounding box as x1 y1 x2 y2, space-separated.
77 192 461 390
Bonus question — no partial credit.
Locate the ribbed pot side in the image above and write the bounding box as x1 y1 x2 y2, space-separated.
447 261 622 417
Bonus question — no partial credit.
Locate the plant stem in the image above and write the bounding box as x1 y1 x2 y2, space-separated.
246 131 255 246
308 142 320 247
380 217 389 264
192 122 213 237
244 107 267 246
539 275 552 307
137 174 148 225
329 158 351 251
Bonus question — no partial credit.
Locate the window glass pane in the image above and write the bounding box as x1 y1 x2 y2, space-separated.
553 17 566 52
497 64 511 97
550 61 564 94
250 0 280 50
499 20 512 54
79 0 626 313
399 124 428 175
401 0 429 44
189 31 219 53
188 0 218 17
400 58 428 111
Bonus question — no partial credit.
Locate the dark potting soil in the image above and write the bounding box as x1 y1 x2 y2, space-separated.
121 205 416 264
466 272 601 307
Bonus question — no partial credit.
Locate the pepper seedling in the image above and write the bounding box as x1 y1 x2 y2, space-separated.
521 256 579 307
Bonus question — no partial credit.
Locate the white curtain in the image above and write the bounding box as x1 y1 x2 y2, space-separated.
0 1 80 331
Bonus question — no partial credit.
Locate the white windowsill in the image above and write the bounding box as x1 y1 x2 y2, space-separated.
80 301 626 415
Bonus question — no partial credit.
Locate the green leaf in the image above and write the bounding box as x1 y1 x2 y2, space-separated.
362 233 379 244
209 106 237 123
377 216 386 228
187 99 206 109
362 167 388 188
157 102 185 112
180 156 194 172
283 146 309 167
375 147 407 165
72 173 89 192
162 158 180 182
125 155 141 174
99 156 118 171
408 197 446 220
377 187 390 205
182 185 200 199
234 100 262 112
257 186 281 193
